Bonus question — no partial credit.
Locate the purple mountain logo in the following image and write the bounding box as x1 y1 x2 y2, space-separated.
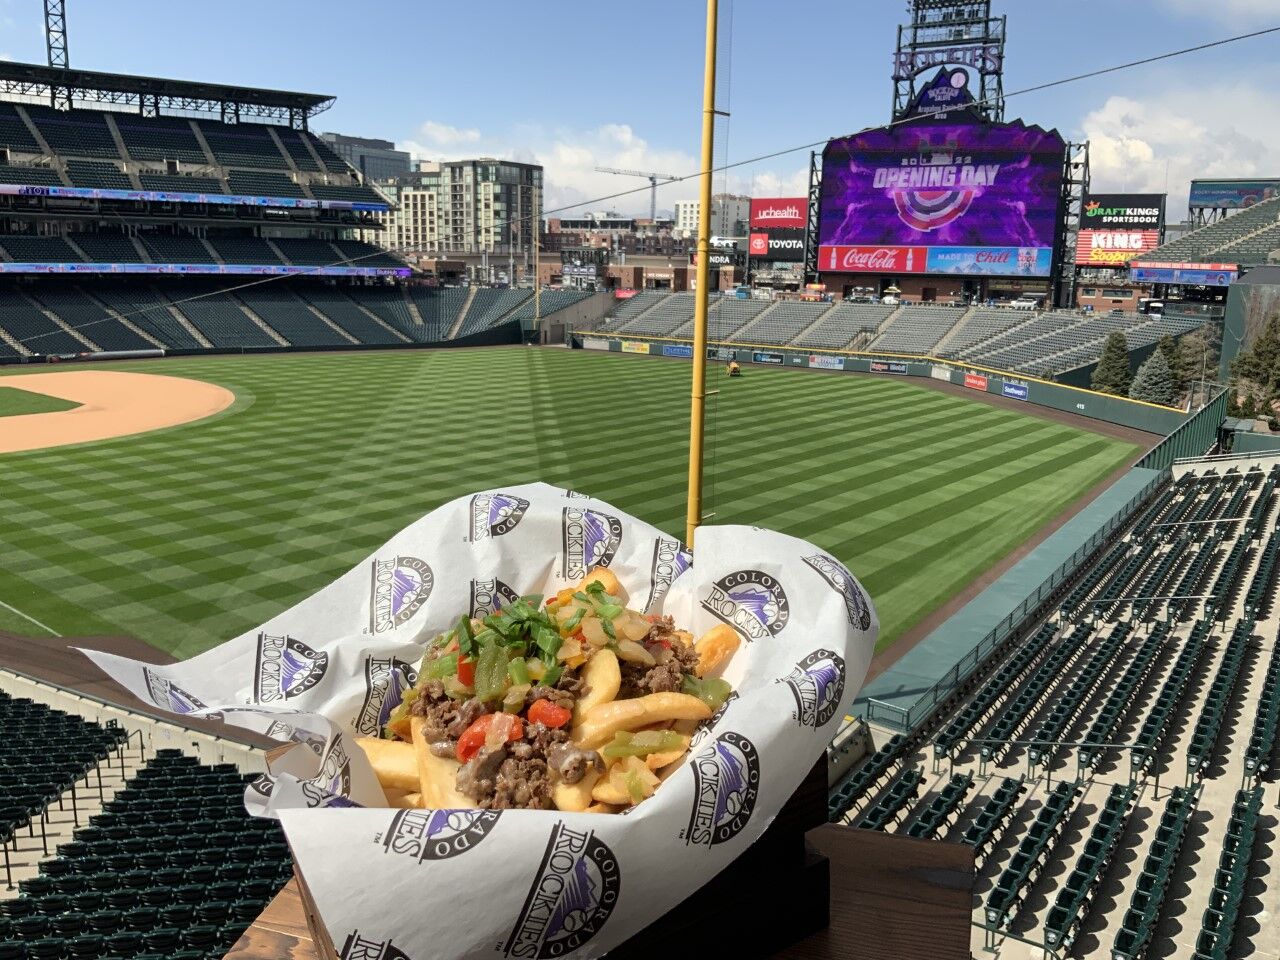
561 507 623 581
142 667 207 716
470 492 530 541
469 577 521 620
254 633 329 703
701 570 790 641
369 556 434 634
381 808 501 862
802 553 873 631
684 731 760 847
354 657 419 737
780 649 847 728
643 536 693 612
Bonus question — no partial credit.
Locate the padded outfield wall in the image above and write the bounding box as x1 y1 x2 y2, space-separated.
574 332 1188 437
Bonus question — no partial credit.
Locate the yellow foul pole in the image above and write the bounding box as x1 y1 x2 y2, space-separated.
685 0 719 548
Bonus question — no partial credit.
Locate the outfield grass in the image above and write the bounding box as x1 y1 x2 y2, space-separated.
0 348 1140 658
0 385 80 418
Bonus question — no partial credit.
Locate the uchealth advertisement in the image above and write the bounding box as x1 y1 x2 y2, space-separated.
808 355 844 370
621 340 651 354
963 372 988 391
1002 381 1029 400
750 197 807 230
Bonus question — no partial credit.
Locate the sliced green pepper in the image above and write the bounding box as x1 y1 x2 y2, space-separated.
422 652 460 681
473 642 511 703
682 674 732 712
507 657 530 686
602 729 687 759
625 768 646 804
382 685 421 738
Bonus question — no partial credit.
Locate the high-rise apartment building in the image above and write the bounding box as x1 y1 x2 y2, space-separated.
672 194 752 240
373 158 543 255
319 133 412 182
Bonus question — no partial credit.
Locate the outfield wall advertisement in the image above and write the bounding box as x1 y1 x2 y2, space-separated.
808 355 844 370
621 341 651 354
0 261 410 278
662 344 694 358
818 119 1066 277
1130 261 1238 286
964 372 988 390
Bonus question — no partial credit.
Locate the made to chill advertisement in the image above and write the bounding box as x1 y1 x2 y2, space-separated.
818 118 1066 277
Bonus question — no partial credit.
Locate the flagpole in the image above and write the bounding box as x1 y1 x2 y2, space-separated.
685 0 719 548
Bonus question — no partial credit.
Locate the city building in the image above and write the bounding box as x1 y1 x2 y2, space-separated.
318 133 411 182
373 158 543 261
672 194 752 240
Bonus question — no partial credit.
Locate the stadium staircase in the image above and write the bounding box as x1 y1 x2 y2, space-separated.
827 455 1280 957
19 291 99 352
231 300 289 347
161 300 212 349
84 297 165 351
264 238 291 266
447 287 479 340
931 306 979 354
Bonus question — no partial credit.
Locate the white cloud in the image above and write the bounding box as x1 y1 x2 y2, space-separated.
0 53 11 62
1077 79 1280 214
397 119 807 218
406 120 482 149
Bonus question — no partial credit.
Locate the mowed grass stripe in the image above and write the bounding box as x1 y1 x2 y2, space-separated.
0 349 1139 655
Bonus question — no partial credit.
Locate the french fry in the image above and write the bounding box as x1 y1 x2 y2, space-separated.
388 791 422 809
410 717 479 809
585 802 624 814
552 769 601 812
644 736 691 772
356 736 420 793
574 692 711 749
403 791 423 808
592 756 659 805
695 624 740 678
579 566 626 603
573 648 621 727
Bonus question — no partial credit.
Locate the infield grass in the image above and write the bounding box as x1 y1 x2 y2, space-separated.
0 348 1140 658
0 385 80 418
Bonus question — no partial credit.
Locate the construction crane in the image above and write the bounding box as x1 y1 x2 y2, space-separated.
594 167 679 221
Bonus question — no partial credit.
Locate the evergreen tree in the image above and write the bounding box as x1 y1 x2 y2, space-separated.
1129 349 1176 406
1092 330 1132 396
1158 335 1184 393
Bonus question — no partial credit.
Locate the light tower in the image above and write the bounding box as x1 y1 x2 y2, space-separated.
44 0 71 109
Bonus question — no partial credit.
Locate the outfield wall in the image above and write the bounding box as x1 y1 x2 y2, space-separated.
574 332 1186 436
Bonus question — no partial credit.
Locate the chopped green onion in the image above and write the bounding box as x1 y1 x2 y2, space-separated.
456 616 476 658
507 657 530 686
573 591 592 603
595 603 624 621
601 617 617 641
561 607 586 634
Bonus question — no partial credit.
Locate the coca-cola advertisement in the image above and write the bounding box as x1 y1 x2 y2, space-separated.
820 246 928 273
818 118 1065 277
750 197 807 230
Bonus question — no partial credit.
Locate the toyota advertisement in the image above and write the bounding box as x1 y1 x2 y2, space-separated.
1075 193 1165 267
748 229 805 262
749 197 807 230
818 119 1065 277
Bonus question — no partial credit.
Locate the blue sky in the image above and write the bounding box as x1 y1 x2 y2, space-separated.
0 0 1276 218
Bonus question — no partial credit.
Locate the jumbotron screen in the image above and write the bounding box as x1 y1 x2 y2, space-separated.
818 119 1066 276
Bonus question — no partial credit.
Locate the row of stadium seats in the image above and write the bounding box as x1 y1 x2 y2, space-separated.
0 102 360 183
0 280 587 355
830 460 1280 951
1143 196 1280 267
1191 788 1263 960
603 291 1210 378
0 748 290 960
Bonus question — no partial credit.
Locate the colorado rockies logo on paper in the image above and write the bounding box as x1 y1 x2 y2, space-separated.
644 536 692 611
300 781 361 808
264 719 327 755
318 734 352 799
684 732 760 847
802 553 873 630
381 809 501 862
470 577 520 619
369 556 434 634
469 491 530 541
701 570 790 641
505 823 621 958
561 507 623 581
780 650 846 728
340 931 412 960
142 667 206 715
253 633 329 703
355 657 419 737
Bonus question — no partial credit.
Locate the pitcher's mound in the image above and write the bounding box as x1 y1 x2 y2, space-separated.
0 369 235 454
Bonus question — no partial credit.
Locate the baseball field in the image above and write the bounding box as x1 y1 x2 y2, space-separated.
0 347 1140 660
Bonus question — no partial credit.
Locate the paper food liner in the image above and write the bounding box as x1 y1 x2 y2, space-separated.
83 483 877 959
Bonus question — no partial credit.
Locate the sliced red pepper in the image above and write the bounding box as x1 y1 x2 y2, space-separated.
456 656 475 688
527 698 572 730
456 713 523 763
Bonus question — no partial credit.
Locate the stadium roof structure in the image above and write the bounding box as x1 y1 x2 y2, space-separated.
0 61 334 128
